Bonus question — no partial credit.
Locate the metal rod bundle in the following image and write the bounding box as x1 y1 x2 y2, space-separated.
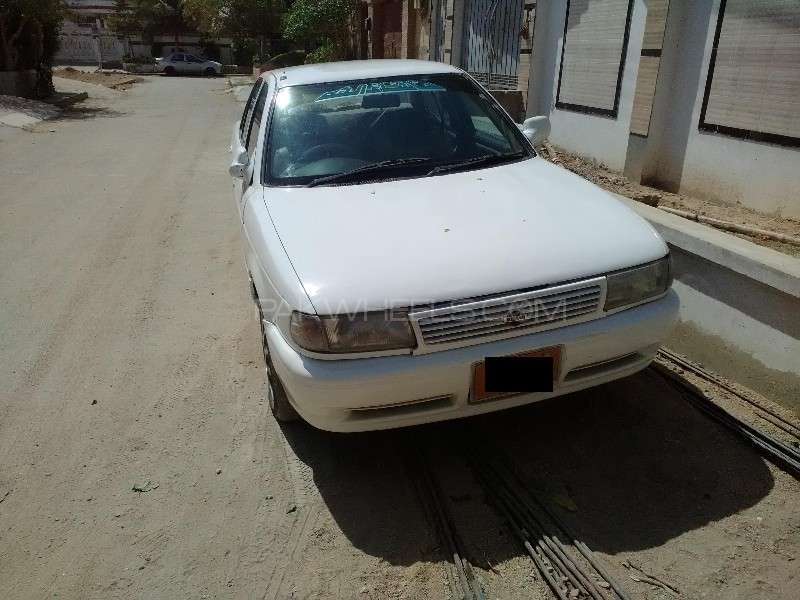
652 360 800 478
467 451 632 600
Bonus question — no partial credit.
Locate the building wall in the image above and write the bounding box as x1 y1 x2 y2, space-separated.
56 29 126 65
366 0 404 59
402 1 431 60
527 0 647 171
527 0 800 218
55 1 124 65
642 0 800 218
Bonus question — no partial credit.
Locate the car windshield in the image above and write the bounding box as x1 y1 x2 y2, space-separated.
265 73 532 186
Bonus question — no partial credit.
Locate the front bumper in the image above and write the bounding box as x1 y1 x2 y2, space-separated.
266 290 679 432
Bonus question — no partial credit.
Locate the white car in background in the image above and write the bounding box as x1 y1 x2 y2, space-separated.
156 52 221 76
229 60 678 432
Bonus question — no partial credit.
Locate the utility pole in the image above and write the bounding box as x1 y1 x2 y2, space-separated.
91 20 104 71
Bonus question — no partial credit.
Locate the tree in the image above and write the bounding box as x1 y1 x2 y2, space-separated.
0 0 66 96
183 0 281 61
108 0 191 46
282 0 357 62
181 0 225 36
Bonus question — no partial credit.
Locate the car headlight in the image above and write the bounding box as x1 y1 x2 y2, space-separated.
604 256 672 311
290 310 416 353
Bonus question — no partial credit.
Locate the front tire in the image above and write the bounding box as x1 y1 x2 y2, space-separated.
204 67 217 77
266 356 299 423
256 301 299 423
164 66 176 76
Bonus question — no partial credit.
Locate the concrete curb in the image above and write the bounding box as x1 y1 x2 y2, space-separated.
618 194 800 299
615 193 800 410
0 95 62 128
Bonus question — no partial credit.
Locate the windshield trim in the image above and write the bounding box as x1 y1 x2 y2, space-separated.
260 72 536 189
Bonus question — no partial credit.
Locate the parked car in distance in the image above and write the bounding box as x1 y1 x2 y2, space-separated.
156 53 221 76
229 59 678 432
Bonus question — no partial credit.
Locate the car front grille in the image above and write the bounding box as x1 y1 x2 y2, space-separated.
410 277 605 350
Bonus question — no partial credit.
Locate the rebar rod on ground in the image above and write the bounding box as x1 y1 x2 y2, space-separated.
652 363 800 478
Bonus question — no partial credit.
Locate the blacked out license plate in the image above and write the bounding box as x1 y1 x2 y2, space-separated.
470 346 561 403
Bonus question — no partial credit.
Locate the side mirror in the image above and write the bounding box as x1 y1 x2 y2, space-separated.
519 115 551 147
229 150 250 179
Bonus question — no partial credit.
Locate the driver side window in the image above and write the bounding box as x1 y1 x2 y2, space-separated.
245 84 267 160
239 80 263 140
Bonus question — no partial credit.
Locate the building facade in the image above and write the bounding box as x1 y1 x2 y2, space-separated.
54 0 235 66
386 0 799 218
55 1 126 65
528 0 800 218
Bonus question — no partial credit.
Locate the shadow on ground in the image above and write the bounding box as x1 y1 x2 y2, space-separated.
281 367 775 564
55 106 126 121
279 421 443 567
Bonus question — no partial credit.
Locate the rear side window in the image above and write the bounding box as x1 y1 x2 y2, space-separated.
239 79 263 140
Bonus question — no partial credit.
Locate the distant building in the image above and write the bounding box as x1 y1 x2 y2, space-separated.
55 0 235 66
377 0 800 218
55 1 126 65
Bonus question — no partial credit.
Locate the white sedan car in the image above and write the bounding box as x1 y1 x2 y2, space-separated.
156 52 221 76
229 59 678 432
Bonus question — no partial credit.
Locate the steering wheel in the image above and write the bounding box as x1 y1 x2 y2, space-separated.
298 143 352 163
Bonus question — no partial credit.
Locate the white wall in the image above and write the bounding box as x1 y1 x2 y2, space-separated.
56 33 125 65
528 0 647 171
670 0 800 218
530 0 800 217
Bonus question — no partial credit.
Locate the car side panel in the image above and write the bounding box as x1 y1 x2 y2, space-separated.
240 75 312 333
242 190 316 328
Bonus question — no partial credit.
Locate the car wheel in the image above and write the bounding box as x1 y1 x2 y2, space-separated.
255 298 299 423
204 67 216 77
263 334 299 423
164 66 176 76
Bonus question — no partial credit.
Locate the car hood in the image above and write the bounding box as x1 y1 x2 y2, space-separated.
264 157 668 313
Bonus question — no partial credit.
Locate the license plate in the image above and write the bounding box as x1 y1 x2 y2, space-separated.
470 346 562 404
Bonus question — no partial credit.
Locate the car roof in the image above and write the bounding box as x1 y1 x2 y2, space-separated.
265 59 462 88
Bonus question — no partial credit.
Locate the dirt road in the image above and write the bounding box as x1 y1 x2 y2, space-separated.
1 77 797 599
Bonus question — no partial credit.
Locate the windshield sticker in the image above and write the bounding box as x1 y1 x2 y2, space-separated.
315 80 445 102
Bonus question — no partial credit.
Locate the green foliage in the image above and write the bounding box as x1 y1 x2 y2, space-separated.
108 0 190 43
199 38 221 61
184 0 281 39
181 0 225 36
283 0 355 43
262 49 305 68
282 0 357 62
305 43 337 64
121 53 153 64
232 36 257 65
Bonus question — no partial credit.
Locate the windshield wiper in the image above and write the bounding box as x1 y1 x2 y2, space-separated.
427 151 526 176
305 157 433 187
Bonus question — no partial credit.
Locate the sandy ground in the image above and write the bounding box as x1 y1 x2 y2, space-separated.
543 146 800 257
1 77 798 599
53 67 141 90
